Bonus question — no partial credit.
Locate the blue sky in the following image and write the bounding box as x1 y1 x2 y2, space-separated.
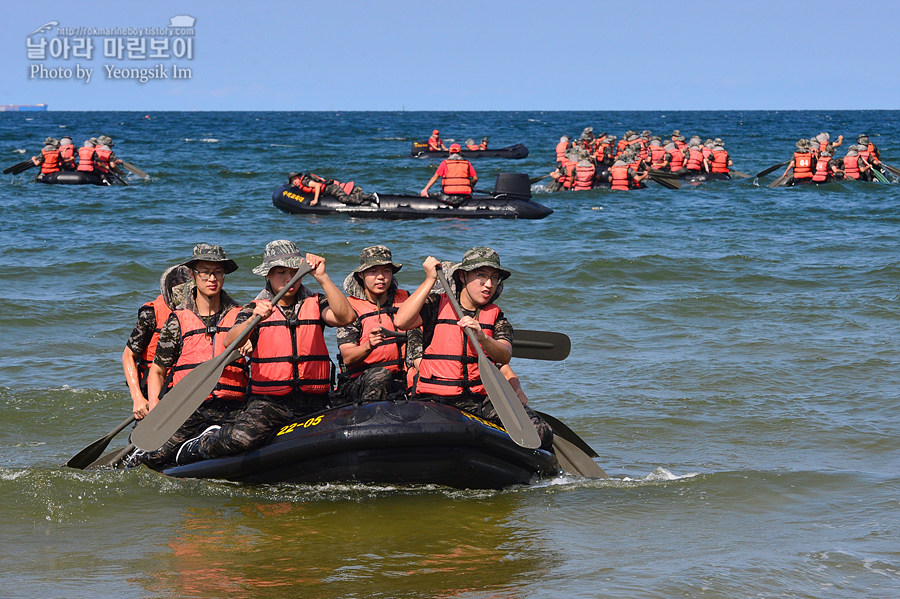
2 0 898 111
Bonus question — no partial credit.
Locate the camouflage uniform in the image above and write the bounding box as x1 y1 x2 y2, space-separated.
139 244 244 468
411 248 553 449
191 240 336 460
335 246 407 403
301 174 370 205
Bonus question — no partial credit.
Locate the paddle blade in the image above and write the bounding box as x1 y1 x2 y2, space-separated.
477 353 541 449
755 161 789 178
768 168 792 188
86 443 135 470
9 160 36 175
513 329 571 361
66 415 135 469
552 436 608 478
534 410 599 457
131 349 238 451
122 162 148 179
730 170 751 179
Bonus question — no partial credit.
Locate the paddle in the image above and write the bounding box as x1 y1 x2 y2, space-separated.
768 167 792 188
381 327 572 362
121 161 148 179
109 167 129 186
647 170 682 190
131 262 315 452
871 166 889 183
66 415 136 469
529 174 551 184
730 170 751 179
512 329 570 361
4 159 35 175
880 162 900 178
87 443 136 470
755 161 789 178
533 411 606 478
435 265 541 449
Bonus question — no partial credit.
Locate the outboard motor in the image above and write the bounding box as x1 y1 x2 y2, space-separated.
493 173 532 201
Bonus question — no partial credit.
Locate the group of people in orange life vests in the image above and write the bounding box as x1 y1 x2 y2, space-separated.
778 132 885 185
121 241 552 468
548 127 734 191
30 134 124 184
426 129 489 152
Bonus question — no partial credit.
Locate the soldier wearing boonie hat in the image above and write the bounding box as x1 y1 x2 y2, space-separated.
122 263 193 421
126 244 248 469
336 245 410 403
172 240 355 466
393 248 553 449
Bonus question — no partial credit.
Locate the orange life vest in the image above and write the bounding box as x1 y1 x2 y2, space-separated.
668 148 685 171
171 307 248 402
843 155 860 179
479 141 488 150
559 159 577 189
345 290 410 378
250 296 332 395
295 173 326 194
427 137 443 151
441 159 474 195
685 148 705 171
857 148 871 164
811 156 832 183
610 164 631 190
415 296 501 397
93 147 112 173
58 145 75 169
710 149 730 174
819 140 829 152
573 163 595 191
77 147 96 171
702 146 712 159
555 141 569 162
674 139 687 150
466 144 480 151
39 148 60 174
137 295 172 390
793 151 813 179
649 145 667 168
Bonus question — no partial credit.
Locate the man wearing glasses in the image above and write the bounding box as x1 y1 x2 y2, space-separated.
128 243 249 468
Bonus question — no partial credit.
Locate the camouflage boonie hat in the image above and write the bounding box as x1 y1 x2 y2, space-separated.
252 239 304 276
353 245 402 274
183 243 239 274
160 264 193 309
98 135 114 147
457 247 511 280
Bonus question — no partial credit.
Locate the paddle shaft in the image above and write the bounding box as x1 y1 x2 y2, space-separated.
435 266 541 449
131 262 314 451
121 161 148 179
66 415 136 469
379 327 571 361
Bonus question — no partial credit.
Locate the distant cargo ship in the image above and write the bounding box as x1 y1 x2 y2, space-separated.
0 104 48 112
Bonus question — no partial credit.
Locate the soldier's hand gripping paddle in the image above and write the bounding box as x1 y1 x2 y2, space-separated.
131 263 314 451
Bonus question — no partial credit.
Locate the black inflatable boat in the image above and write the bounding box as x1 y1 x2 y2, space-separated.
411 142 529 159
158 400 559 489
272 173 552 220
35 171 123 185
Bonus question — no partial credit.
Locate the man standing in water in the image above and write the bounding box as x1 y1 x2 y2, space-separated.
174 240 355 465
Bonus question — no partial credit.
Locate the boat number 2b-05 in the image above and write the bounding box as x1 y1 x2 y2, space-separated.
277 415 324 436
